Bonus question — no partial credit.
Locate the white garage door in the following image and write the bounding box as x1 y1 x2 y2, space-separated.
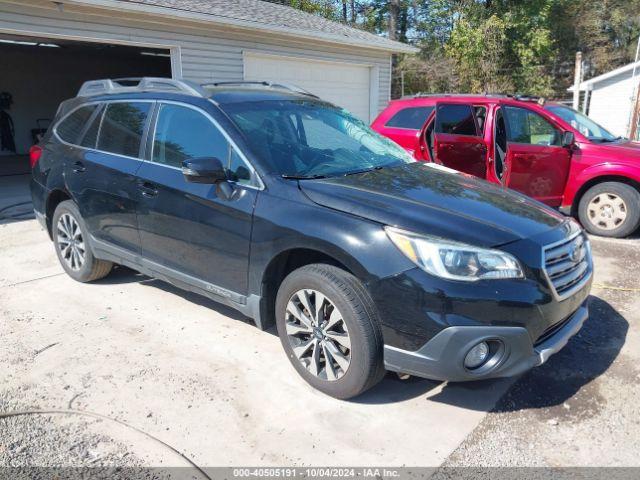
244 53 372 122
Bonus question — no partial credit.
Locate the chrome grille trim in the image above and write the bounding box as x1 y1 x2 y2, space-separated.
542 230 592 301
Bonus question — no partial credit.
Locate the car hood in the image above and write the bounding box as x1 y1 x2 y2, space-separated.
592 139 640 159
299 163 566 248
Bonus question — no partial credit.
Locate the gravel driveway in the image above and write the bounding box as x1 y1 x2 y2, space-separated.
1 211 638 475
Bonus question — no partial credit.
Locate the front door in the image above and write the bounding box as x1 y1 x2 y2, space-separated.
136 102 259 297
433 103 487 177
501 105 572 206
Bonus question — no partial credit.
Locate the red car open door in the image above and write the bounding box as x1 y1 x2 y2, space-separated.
433 103 487 178
501 105 572 206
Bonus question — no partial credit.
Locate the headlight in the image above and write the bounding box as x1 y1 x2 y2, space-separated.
385 227 524 282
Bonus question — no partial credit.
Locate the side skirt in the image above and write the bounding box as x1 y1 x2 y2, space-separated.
89 235 268 330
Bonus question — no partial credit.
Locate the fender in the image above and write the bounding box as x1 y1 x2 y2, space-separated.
562 162 640 210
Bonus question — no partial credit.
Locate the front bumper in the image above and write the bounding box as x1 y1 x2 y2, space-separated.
384 302 588 381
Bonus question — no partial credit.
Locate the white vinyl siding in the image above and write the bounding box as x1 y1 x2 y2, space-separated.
0 0 392 118
586 71 636 138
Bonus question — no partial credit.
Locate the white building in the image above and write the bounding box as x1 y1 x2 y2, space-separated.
568 60 640 138
0 0 415 155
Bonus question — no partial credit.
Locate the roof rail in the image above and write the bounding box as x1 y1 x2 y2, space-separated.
201 81 319 98
77 77 209 98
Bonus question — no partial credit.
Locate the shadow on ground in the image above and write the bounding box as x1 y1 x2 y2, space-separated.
95 265 630 410
427 295 628 412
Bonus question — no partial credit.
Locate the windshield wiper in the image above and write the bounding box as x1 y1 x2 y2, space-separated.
281 173 328 180
343 166 385 177
592 136 623 143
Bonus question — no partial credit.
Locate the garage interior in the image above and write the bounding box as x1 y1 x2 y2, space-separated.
0 32 171 221
0 33 172 177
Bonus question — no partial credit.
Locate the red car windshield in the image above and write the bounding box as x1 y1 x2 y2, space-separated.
546 105 620 142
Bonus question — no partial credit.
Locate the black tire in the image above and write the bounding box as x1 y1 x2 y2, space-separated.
52 200 113 282
275 264 385 399
578 182 640 238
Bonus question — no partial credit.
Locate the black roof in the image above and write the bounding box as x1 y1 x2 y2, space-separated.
206 85 327 105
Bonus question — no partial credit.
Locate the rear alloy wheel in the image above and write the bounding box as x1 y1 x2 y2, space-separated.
276 264 385 399
52 200 113 282
578 182 640 238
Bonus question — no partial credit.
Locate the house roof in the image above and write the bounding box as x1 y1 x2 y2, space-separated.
74 0 417 54
568 60 640 91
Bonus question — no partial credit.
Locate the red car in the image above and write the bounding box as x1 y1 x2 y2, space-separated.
372 94 640 238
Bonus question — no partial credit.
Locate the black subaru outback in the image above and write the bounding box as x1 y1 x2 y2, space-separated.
30 78 592 399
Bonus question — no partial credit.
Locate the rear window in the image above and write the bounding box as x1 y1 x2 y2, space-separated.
98 102 151 157
385 106 434 130
56 105 98 144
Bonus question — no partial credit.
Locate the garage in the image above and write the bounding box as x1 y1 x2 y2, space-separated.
244 52 373 122
0 32 172 176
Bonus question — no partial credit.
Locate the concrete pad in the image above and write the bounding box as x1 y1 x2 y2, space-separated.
0 219 513 467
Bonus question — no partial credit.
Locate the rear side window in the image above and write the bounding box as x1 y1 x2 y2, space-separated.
436 104 478 136
56 105 98 144
98 102 151 157
385 106 434 130
79 105 103 148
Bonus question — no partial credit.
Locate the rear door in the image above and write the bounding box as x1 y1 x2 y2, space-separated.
63 100 152 254
502 105 571 206
135 101 259 297
433 103 487 177
379 105 434 158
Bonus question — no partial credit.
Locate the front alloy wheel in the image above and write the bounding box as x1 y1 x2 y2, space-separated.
285 289 351 381
275 264 385 399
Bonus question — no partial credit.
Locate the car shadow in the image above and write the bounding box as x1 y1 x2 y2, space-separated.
97 265 260 328
425 295 628 412
93 267 629 410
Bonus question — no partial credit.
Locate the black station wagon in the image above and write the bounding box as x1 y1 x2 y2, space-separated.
30 78 593 399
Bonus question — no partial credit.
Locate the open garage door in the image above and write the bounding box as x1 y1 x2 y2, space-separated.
0 33 172 176
244 52 372 122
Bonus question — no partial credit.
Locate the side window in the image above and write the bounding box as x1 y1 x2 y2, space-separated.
228 149 253 186
152 103 257 186
504 106 560 146
152 103 228 168
98 102 151 157
79 105 103 149
385 106 434 130
435 104 478 136
56 105 98 144
473 106 487 135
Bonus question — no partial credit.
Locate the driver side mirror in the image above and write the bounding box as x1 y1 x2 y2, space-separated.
182 157 227 184
561 131 575 148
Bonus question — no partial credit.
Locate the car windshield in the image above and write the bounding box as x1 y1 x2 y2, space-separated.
222 99 415 178
546 105 620 142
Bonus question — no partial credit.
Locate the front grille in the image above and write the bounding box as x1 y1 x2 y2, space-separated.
543 232 591 299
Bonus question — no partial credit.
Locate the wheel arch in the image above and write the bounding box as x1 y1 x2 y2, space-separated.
570 175 640 217
258 247 363 332
45 189 73 239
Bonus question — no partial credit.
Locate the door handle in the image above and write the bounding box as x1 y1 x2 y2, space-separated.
72 161 86 173
137 180 159 197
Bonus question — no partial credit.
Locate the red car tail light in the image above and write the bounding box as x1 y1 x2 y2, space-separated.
29 145 43 169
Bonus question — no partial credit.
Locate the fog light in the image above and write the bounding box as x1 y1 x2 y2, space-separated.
464 341 490 369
